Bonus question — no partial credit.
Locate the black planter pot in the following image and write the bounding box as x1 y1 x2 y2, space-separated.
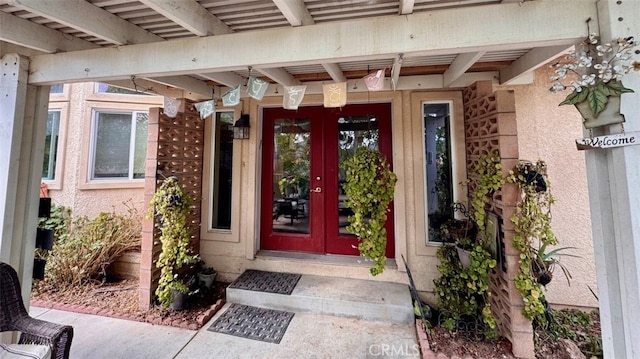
33 258 46 280
522 170 547 193
36 228 55 250
169 288 188 310
38 198 52 218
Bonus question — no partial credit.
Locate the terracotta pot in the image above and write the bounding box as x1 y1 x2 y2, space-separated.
574 96 625 129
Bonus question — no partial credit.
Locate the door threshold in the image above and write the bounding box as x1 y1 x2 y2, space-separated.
256 250 397 268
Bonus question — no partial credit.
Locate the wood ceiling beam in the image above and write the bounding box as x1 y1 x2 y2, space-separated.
500 45 572 84
399 0 415 15
0 11 98 53
322 63 346 83
273 0 314 26
255 67 301 86
8 0 161 45
28 1 595 84
443 51 486 88
139 0 232 36
199 72 247 88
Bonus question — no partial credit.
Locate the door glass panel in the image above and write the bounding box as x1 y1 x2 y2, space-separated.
337 115 379 236
272 118 311 234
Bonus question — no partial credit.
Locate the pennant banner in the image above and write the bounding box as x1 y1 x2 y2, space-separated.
283 85 307 110
194 100 215 119
363 69 385 91
247 76 269 100
323 82 347 108
222 84 241 107
163 96 181 118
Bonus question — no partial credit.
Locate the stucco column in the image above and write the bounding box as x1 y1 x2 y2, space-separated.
586 1 640 358
0 53 50 307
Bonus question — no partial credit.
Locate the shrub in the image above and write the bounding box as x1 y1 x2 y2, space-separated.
40 206 141 291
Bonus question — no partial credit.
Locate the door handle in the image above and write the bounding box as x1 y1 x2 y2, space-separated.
311 187 322 193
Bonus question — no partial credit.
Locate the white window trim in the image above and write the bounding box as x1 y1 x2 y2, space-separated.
42 103 69 190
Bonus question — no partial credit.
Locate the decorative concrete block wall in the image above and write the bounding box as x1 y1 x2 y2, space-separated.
463 81 534 358
139 102 204 309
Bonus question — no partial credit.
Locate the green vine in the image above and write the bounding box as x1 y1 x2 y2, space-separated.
341 147 397 276
507 160 557 322
469 151 504 235
146 177 199 307
434 244 497 338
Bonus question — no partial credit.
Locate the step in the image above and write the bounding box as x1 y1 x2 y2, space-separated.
226 270 414 324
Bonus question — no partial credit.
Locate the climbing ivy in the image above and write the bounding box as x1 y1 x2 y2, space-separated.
341 147 397 276
508 160 557 322
147 177 199 307
469 150 504 236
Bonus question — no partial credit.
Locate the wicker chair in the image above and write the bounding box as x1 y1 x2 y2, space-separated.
0 262 73 359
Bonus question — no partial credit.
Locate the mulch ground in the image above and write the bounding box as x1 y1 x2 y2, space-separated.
31 279 227 330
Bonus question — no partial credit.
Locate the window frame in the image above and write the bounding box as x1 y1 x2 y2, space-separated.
88 109 148 182
410 91 466 252
42 103 69 190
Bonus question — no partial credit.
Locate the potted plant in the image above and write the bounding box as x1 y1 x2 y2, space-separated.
147 177 200 309
549 34 638 128
341 147 397 276
531 244 579 286
197 264 217 289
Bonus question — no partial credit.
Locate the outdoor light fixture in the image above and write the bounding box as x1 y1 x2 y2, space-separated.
233 114 251 139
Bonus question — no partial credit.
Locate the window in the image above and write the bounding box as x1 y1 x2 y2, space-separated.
95 83 148 95
90 111 148 180
210 111 235 230
49 84 64 94
42 110 61 180
424 103 455 243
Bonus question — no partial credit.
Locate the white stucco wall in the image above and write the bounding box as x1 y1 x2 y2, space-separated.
500 65 598 309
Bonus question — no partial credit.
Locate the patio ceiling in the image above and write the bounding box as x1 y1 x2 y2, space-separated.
0 0 594 99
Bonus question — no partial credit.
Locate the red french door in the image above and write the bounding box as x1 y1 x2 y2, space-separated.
260 103 394 257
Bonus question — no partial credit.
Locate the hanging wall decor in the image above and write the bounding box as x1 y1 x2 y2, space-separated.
283 85 307 110
247 76 269 100
363 69 385 91
323 82 347 108
194 100 215 119
222 84 241 107
163 96 181 118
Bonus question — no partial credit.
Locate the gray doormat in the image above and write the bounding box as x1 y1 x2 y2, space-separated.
228 269 301 295
207 303 295 344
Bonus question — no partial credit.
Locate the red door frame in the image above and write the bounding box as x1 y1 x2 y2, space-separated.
260 104 395 257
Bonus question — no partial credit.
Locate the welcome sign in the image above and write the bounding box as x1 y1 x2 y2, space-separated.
576 131 640 150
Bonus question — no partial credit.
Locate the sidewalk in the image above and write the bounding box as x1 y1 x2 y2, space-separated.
30 304 420 358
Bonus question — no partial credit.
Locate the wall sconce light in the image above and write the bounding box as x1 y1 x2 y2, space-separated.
233 114 251 139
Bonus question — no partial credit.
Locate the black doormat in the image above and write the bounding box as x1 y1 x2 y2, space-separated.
207 304 295 344
228 270 301 295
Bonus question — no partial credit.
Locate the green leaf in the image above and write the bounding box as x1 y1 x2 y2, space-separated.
587 87 609 117
559 89 588 106
603 80 635 96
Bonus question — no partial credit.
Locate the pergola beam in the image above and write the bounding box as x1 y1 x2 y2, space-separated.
273 0 314 26
8 0 161 45
200 72 247 88
0 10 98 53
322 63 346 83
500 44 573 84
139 0 232 36
399 0 415 15
255 67 301 86
443 51 486 88
28 2 595 85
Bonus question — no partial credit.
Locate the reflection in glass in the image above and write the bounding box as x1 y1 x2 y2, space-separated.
211 112 234 230
337 115 379 236
424 103 454 242
272 118 310 234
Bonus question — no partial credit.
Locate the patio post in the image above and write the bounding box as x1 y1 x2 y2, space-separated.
586 1 640 358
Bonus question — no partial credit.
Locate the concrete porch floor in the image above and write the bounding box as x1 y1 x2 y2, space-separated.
30 305 420 358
